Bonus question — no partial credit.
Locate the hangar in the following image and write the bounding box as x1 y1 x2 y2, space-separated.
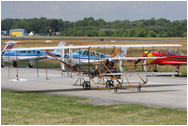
9 29 28 37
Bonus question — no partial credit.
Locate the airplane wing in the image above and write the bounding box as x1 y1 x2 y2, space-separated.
18 56 54 61
8 44 182 51
80 59 105 64
161 61 187 65
107 57 166 60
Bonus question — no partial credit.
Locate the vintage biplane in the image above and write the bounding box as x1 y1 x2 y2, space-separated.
6 43 183 93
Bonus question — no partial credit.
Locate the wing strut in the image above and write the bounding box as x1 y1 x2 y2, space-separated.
46 51 76 71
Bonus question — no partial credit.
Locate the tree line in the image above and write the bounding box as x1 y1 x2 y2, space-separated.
1 17 187 37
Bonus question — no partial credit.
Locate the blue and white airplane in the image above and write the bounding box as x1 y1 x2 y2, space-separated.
1 41 66 68
65 49 110 65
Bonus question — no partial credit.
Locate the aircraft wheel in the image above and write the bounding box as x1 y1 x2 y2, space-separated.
137 86 141 92
110 80 114 87
106 80 114 88
83 81 90 90
1 64 5 68
114 87 118 93
13 61 17 67
106 80 110 88
28 64 33 68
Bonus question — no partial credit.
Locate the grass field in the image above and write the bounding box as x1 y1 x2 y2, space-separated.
1 90 187 125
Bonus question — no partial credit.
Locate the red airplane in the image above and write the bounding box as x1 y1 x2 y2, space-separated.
135 49 187 73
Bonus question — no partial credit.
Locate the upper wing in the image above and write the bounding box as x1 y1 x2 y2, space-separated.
8 44 182 51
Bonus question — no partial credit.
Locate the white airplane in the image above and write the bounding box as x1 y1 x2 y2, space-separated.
1 41 66 68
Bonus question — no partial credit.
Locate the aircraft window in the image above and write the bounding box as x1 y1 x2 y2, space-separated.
101 54 104 58
158 49 163 54
74 49 83 54
163 49 168 55
175 50 184 56
33 50 36 54
19 51 26 53
83 51 88 56
90 52 96 57
27 50 31 53
179 51 184 56
169 50 175 55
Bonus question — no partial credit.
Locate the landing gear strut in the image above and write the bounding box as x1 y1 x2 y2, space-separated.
114 87 118 93
137 85 141 92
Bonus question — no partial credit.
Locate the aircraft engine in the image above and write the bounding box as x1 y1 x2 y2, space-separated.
144 51 154 64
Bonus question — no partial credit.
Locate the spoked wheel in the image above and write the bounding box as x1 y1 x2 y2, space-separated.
83 81 90 90
137 85 141 92
109 80 114 87
106 80 114 88
106 80 110 88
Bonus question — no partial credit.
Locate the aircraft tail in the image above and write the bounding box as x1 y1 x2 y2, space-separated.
119 47 127 72
121 47 128 57
1 41 21 55
52 41 66 55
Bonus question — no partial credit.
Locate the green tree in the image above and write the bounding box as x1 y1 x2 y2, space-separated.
113 30 122 37
98 31 106 37
148 30 157 37
128 29 136 37
135 28 147 37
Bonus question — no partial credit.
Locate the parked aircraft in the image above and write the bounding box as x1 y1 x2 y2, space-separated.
64 47 127 65
7 44 182 93
135 48 187 72
1 41 66 68
1 41 21 55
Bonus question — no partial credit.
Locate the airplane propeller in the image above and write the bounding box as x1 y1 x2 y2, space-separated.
134 50 151 65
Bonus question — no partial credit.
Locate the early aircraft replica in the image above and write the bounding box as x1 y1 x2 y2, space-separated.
1 41 66 68
5 43 183 93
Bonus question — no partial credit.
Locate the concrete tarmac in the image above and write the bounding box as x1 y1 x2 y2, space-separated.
1 66 187 110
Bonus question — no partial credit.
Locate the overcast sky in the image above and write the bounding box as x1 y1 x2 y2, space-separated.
1 1 187 21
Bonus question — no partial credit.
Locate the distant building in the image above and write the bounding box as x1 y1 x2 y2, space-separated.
1 31 6 36
29 31 34 36
9 29 28 37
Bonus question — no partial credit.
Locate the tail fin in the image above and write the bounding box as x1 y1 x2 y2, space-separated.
2 41 21 55
52 41 66 55
118 47 127 72
121 47 128 57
